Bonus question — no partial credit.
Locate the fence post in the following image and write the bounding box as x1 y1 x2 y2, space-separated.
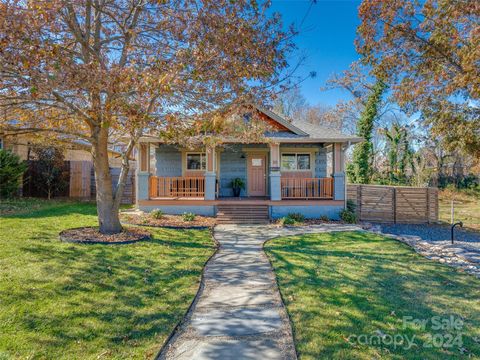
426 188 430 223
393 187 397 224
357 185 362 220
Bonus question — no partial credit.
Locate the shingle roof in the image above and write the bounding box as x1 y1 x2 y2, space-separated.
261 108 363 143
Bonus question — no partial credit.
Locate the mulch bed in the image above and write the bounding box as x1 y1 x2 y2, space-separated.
121 213 216 229
59 226 151 244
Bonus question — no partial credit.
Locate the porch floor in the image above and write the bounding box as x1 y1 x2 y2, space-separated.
141 197 340 206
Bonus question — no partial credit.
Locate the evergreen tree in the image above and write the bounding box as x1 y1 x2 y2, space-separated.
347 79 386 184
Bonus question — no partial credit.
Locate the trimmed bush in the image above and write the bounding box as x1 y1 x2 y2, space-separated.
287 212 305 223
182 212 196 222
281 216 296 226
0 149 27 198
340 209 357 223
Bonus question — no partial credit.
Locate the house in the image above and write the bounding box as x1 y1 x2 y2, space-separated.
135 106 362 221
0 131 126 167
0 131 136 202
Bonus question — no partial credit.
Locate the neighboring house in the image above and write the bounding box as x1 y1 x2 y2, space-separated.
135 106 362 220
0 131 136 202
0 131 126 167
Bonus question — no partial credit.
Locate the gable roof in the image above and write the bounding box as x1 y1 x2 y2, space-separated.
137 105 363 144
255 105 363 144
254 105 308 136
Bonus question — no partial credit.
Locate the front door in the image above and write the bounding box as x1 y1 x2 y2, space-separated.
247 154 267 196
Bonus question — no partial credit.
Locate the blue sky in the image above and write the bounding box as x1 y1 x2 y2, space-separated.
269 0 362 106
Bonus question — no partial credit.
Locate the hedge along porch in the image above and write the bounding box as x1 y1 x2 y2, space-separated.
135 106 362 220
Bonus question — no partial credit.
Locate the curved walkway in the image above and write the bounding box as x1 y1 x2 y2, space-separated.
158 224 360 360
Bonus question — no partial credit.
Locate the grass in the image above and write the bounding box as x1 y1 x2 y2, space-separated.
439 188 480 231
265 231 480 360
0 199 215 359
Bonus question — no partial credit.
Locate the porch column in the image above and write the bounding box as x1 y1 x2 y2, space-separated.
136 142 150 203
269 142 281 201
333 142 345 201
204 145 216 200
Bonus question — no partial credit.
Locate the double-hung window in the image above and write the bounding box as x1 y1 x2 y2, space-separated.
281 153 311 171
186 153 206 170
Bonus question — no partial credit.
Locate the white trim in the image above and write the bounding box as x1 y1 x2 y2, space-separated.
185 152 206 172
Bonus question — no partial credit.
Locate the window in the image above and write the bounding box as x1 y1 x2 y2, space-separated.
281 153 311 171
0 137 3 150
186 153 206 170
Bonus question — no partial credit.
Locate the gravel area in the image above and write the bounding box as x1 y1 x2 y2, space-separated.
379 223 480 251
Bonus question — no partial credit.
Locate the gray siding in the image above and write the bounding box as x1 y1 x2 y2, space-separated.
315 148 327 178
218 144 247 197
279 143 327 177
151 143 328 197
155 145 182 177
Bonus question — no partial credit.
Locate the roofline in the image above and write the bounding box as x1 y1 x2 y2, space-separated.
267 137 363 144
253 104 309 136
138 136 363 144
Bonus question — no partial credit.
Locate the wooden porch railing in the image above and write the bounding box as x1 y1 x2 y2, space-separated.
281 177 334 199
149 176 205 198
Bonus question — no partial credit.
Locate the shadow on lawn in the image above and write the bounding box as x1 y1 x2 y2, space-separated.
10 228 213 354
266 231 480 360
3 201 98 219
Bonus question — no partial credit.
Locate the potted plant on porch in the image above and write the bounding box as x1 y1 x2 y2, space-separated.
230 178 245 197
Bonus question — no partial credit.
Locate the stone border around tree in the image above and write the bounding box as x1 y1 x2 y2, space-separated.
59 226 151 245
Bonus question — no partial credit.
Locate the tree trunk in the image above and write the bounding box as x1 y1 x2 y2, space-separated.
91 126 122 234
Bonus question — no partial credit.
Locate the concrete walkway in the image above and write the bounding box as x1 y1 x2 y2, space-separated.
159 224 360 360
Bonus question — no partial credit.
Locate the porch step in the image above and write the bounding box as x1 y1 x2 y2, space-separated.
216 205 270 224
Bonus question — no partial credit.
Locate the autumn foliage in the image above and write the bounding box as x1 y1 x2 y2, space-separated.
0 0 294 233
357 0 480 156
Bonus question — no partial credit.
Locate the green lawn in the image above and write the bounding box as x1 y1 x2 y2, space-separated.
0 199 215 359
265 231 480 360
439 188 480 231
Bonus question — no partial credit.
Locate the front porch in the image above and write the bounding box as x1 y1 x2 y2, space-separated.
135 141 347 219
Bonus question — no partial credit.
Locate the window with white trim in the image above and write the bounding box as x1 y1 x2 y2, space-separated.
281 153 311 171
186 152 206 170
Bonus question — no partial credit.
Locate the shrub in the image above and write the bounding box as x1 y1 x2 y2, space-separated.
0 149 27 198
182 212 196 222
30 145 68 199
346 199 356 213
150 209 164 219
319 215 329 221
280 216 296 226
340 209 357 223
287 212 305 223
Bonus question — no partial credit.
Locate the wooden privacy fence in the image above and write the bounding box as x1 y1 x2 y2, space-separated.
347 184 438 223
69 161 135 204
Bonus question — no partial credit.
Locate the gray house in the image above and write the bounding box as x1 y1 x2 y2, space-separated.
135 106 361 222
